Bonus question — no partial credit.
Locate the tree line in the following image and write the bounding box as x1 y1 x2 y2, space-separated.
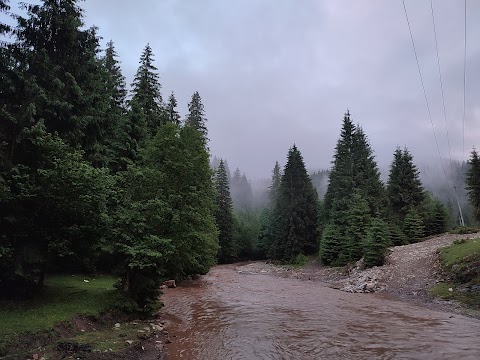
1 0 479 316
0 0 218 314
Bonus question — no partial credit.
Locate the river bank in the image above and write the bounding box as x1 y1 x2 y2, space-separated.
234 232 480 317
161 260 480 359
4 232 479 359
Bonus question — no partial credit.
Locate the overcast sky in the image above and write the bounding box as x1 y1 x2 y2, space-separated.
7 0 480 179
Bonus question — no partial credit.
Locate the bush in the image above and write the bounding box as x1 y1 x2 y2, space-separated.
292 253 308 267
404 208 424 243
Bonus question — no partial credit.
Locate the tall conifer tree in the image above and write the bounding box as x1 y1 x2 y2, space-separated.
130 44 164 136
166 91 181 125
185 91 207 138
321 111 386 265
14 0 109 157
270 145 318 262
387 147 424 219
104 40 127 113
215 160 236 263
466 148 480 222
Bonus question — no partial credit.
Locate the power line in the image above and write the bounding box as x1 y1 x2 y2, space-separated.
402 0 465 225
429 0 455 181
401 0 448 182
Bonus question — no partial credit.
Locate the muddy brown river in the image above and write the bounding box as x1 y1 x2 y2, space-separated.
161 264 480 359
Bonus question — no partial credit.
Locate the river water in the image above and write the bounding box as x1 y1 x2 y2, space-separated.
161 264 480 360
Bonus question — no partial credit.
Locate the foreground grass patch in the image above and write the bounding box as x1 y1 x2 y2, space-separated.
0 275 117 337
431 238 480 310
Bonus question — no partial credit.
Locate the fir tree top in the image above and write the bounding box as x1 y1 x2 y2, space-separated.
185 91 208 138
130 43 164 135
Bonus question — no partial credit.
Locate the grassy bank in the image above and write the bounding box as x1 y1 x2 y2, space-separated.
0 275 117 337
430 238 480 309
0 275 118 357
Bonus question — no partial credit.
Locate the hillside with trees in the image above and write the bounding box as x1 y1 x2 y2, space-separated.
0 0 476 324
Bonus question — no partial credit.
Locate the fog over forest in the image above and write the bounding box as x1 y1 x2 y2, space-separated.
4 2 480 356
7 0 479 179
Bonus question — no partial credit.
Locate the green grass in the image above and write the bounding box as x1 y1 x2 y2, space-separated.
439 238 480 269
430 238 480 310
0 275 118 337
430 282 456 300
449 226 479 235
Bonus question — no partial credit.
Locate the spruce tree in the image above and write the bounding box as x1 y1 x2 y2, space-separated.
324 112 355 220
104 40 127 113
258 161 282 258
130 44 164 136
466 148 480 222
214 160 236 263
321 111 385 265
166 91 181 125
432 201 447 234
387 147 425 219
363 217 390 268
344 190 371 262
268 161 282 206
352 126 386 216
270 145 318 262
13 0 110 157
102 40 127 169
185 91 207 138
231 168 253 210
403 208 425 242
320 224 343 266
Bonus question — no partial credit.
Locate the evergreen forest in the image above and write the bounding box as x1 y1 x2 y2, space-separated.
1 0 480 316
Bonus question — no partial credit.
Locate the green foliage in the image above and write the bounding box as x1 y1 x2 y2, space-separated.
0 0 11 34
433 239 480 309
215 160 236 263
403 208 425 243
185 91 208 138
1 122 113 294
363 217 390 268
130 44 164 136
233 209 263 260
0 275 117 336
269 145 319 262
466 148 480 223
113 123 218 312
389 222 408 246
344 190 371 262
439 238 480 272
449 226 479 235
320 224 343 266
292 253 309 267
387 147 425 219
268 161 282 206
13 0 110 158
321 111 385 265
166 91 181 125
0 0 220 316
421 193 448 236
324 112 385 221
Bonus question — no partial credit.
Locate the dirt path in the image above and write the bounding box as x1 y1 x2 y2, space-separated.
376 233 480 306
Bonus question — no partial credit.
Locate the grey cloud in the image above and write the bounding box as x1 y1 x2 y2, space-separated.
10 0 480 178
